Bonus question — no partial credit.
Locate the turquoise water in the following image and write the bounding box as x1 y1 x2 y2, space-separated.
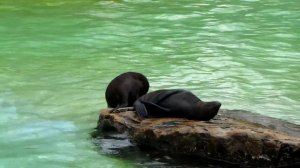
0 0 299 167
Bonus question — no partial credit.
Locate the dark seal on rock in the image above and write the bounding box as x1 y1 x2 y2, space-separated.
105 72 149 111
133 89 221 121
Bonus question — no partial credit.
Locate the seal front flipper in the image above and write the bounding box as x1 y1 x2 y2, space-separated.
112 107 134 113
110 102 128 113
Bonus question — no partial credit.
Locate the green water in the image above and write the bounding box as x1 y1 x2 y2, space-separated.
0 0 299 167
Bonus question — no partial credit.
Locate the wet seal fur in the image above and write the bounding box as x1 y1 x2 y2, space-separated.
105 72 149 111
133 89 221 121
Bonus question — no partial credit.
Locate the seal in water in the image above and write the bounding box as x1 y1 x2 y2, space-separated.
105 72 149 112
133 89 221 121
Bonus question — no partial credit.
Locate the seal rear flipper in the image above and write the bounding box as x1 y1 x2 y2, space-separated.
142 101 170 112
140 101 172 117
133 100 148 119
155 89 184 104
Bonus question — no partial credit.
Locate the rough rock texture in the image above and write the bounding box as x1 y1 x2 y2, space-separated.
98 108 300 167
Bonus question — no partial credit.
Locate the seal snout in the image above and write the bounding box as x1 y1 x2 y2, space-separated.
206 101 221 120
212 101 222 111
196 101 222 121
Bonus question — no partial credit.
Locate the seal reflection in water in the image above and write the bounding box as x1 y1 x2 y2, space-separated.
105 72 149 112
133 89 221 121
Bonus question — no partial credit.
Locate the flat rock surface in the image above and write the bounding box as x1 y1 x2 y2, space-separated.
97 108 300 167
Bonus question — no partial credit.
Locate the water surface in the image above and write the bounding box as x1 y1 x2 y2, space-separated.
0 0 299 167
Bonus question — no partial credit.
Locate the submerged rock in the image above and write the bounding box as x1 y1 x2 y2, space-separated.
97 108 300 167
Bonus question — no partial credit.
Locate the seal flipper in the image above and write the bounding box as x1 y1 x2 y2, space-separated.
154 89 184 104
142 101 172 118
110 102 128 113
134 100 170 119
142 101 170 113
113 107 134 113
134 89 184 119
133 100 148 119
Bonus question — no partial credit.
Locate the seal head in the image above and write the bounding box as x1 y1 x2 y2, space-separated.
194 101 221 120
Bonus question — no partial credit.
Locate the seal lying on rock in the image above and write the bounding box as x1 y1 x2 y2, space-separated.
133 89 221 121
105 72 149 112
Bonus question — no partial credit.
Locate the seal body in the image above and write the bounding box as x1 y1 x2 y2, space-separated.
133 89 221 121
105 72 149 109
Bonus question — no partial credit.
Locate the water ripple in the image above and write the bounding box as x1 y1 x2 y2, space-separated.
0 0 300 167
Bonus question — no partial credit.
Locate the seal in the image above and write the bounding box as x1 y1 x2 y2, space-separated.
133 89 221 121
105 72 149 111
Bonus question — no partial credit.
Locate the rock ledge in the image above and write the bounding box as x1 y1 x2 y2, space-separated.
98 108 300 167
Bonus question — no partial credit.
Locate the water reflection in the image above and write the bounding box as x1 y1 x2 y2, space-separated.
92 132 222 168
